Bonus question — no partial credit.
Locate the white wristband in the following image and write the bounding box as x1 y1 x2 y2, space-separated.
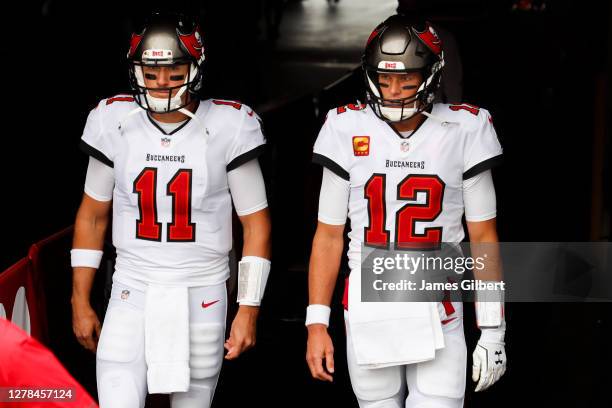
70 249 103 269
480 320 506 343
475 281 504 328
305 304 331 327
237 256 271 306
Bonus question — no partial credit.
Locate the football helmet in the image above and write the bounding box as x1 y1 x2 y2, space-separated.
362 15 445 122
127 12 205 113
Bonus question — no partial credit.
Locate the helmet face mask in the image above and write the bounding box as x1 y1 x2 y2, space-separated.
364 69 426 122
127 13 205 114
130 62 195 113
362 16 445 123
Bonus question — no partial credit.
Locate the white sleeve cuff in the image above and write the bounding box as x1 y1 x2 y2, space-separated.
465 211 497 222
84 186 112 203
317 214 347 226
305 304 331 327
236 202 268 217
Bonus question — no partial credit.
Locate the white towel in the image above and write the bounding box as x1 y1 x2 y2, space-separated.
145 285 190 393
347 269 445 369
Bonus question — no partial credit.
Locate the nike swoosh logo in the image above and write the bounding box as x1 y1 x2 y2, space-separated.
441 317 457 325
202 300 220 309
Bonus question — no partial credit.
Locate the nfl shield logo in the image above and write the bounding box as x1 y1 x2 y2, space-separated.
121 290 130 300
400 141 410 152
161 137 171 147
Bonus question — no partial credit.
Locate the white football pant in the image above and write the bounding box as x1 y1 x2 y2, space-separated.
96 280 227 408
345 302 466 408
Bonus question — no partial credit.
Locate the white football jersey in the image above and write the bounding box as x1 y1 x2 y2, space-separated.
80 96 265 287
313 102 502 271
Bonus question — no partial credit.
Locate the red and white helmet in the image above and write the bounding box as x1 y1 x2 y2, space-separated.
127 12 205 113
362 15 445 122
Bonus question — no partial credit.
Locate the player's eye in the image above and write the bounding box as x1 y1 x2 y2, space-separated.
170 75 185 81
144 73 157 80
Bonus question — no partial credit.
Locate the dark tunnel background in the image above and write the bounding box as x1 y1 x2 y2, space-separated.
1 0 611 407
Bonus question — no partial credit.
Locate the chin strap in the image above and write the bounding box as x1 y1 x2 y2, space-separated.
145 87 187 112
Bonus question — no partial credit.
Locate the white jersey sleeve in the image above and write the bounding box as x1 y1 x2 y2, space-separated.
463 169 497 222
226 105 266 171
312 112 351 181
318 167 350 225
463 108 503 179
84 157 115 202
227 159 268 216
80 100 116 168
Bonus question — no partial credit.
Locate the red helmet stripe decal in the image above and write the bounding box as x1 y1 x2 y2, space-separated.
178 26 204 60
128 33 143 58
414 23 442 55
366 28 380 46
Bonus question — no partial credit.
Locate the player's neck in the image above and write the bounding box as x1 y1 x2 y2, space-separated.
391 112 426 133
150 99 199 123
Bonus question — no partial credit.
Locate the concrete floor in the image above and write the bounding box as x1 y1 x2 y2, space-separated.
256 0 398 111
277 0 398 54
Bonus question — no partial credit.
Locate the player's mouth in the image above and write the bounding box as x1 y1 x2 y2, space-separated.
148 90 173 98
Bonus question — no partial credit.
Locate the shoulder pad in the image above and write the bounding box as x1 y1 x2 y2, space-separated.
95 94 138 119
205 99 261 127
324 102 368 123
434 103 490 131
334 102 367 116
210 99 244 111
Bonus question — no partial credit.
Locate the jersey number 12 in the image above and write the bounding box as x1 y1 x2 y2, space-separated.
364 173 444 250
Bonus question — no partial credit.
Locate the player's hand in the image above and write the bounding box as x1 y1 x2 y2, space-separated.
306 324 335 382
224 305 258 360
472 326 507 392
71 300 101 353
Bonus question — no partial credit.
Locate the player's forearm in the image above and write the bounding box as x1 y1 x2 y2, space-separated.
468 219 502 281
71 268 97 307
471 243 502 281
236 209 271 312
308 231 344 306
241 208 271 259
71 211 109 305
73 207 109 250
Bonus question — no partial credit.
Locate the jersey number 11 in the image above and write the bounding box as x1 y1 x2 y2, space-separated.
133 167 196 242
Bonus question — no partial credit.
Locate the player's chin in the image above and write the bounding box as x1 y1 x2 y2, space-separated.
149 92 170 98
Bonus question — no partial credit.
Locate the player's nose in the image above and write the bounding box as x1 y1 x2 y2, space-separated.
388 78 402 96
156 67 171 86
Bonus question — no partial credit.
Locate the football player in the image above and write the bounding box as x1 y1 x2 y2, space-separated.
306 15 506 407
70 12 271 408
